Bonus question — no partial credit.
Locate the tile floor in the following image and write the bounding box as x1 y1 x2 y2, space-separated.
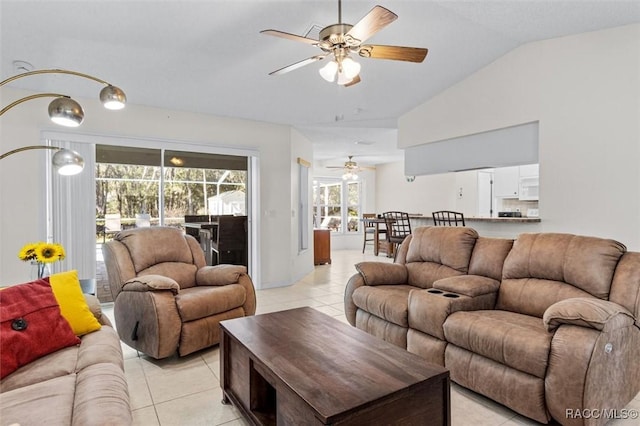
102 250 640 426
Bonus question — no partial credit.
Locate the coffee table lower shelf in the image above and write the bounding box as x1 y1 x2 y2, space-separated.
220 307 450 426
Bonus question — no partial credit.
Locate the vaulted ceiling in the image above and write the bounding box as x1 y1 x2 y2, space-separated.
2 1 638 167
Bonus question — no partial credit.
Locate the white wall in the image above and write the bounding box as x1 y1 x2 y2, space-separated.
376 161 457 215
0 87 313 287
395 24 640 249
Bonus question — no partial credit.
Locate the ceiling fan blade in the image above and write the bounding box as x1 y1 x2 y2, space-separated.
269 54 328 76
260 29 319 45
344 74 361 87
346 6 398 45
359 45 428 63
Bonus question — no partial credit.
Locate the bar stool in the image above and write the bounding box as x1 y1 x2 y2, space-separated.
382 211 412 260
362 213 377 253
432 211 465 226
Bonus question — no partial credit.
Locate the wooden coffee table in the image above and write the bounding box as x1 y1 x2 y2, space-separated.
220 307 450 425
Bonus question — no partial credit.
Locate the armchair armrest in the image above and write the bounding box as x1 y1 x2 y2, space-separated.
355 262 408 286
122 274 180 294
543 297 635 332
196 264 247 286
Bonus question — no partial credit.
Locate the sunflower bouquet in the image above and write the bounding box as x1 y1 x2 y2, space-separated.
18 241 66 279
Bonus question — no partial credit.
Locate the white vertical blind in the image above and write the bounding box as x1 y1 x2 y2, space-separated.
48 139 96 279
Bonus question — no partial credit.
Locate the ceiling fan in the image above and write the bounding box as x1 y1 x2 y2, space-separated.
326 156 375 180
261 0 428 87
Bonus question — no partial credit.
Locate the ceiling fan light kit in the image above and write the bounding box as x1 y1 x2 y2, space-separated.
261 0 428 87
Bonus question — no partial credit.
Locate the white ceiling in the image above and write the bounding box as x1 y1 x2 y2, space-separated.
1 0 639 167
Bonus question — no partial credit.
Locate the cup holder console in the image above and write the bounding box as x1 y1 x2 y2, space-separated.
427 289 460 298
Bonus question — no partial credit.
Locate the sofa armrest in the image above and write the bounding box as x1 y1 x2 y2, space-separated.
83 293 112 327
354 262 408 286
543 297 635 332
122 275 180 294
196 264 247 286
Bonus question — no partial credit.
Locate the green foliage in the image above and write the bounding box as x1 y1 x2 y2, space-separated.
95 163 246 220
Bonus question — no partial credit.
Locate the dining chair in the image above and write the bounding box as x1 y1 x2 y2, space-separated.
362 213 378 253
382 211 412 260
432 211 466 226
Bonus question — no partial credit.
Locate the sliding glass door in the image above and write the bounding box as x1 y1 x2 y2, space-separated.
95 145 247 233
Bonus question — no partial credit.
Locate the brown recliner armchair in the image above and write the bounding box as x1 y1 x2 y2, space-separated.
102 226 256 359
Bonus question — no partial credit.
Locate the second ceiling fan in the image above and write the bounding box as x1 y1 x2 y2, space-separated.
261 0 428 87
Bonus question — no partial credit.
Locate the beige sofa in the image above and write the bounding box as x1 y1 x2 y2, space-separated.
345 226 640 425
0 295 132 425
103 226 256 359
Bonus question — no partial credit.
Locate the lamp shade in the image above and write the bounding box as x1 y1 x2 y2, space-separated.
52 148 84 175
319 61 339 82
100 85 127 110
48 97 84 127
341 57 361 79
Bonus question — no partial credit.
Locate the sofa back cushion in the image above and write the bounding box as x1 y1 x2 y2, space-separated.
116 227 198 289
497 233 626 317
405 227 478 288
468 237 514 281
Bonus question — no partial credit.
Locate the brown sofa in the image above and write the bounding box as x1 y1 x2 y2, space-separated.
345 226 640 425
0 295 132 425
103 226 256 359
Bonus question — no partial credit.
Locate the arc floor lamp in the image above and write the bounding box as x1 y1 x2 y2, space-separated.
0 68 126 175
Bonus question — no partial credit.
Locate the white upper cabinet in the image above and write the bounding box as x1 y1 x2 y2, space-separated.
494 166 520 198
518 164 539 200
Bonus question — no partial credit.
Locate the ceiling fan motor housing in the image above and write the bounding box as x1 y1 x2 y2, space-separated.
319 24 357 49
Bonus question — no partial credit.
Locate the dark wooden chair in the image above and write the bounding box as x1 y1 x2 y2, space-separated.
212 215 248 266
382 211 412 260
432 211 466 226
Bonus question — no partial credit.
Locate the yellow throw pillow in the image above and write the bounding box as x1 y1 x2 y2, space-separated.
49 270 101 336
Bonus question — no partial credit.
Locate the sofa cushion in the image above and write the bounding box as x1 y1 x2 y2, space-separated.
0 279 81 379
50 270 102 336
175 284 246 322
405 227 478 288
0 342 78 393
117 226 193 272
443 310 552 378
405 227 478 270
468 237 514 281
502 233 625 299
0 325 124 393
0 374 77 425
352 285 414 327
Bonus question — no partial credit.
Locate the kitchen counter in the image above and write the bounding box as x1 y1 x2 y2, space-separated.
465 217 540 223
408 215 542 239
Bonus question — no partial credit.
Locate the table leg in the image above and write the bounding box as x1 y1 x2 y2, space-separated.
374 223 379 256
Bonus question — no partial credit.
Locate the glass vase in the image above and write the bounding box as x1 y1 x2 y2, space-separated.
30 261 50 280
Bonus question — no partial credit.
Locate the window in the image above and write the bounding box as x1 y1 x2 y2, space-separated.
312 178 361 233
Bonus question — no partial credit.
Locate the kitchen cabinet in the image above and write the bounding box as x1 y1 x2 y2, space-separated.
494 166 520 198
518 164 539 201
